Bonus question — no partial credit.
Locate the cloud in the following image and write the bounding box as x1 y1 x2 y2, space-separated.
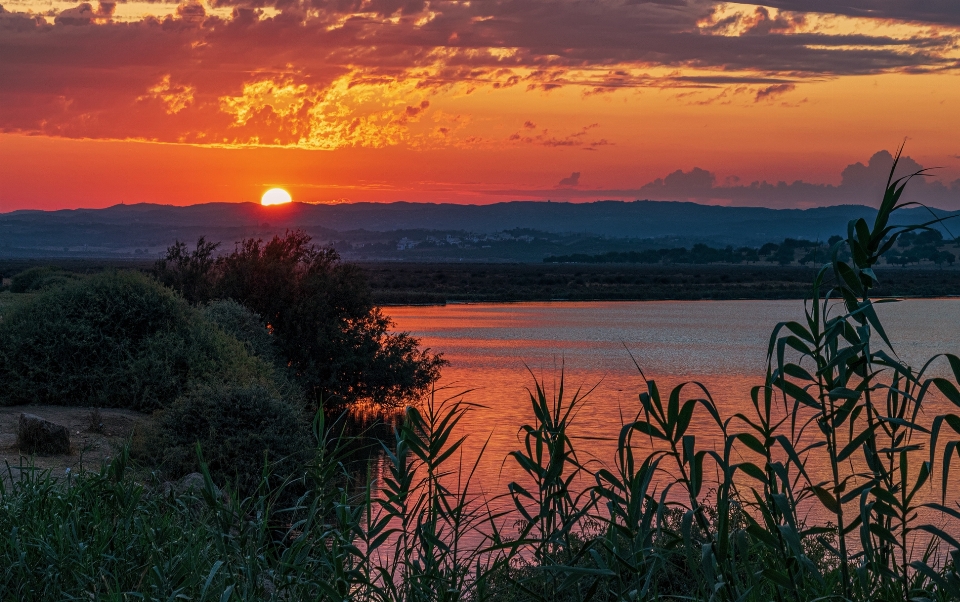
638 167 716 196
755 83 795 102
489 149 960 209
840 150 926 187
1 0 959 146
509 124 609 149
396 100 430 124
558 172 581 187
47 1 116 25
660 150 960 208
750 1 960 26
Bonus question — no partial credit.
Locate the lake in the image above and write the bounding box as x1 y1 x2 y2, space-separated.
386 299 960 507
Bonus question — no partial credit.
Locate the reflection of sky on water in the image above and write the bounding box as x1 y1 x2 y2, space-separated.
385 299 960 522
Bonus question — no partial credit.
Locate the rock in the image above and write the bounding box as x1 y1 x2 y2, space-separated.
177 472 209 495
17 413 70 455
160 472 220 499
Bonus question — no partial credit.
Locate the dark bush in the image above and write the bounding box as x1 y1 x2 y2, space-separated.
156 232 445 409
200 298 306 405
10 267 79 293
758 242 779 256
201 299 277 363
0 271 272 411
153 237 220 303
132 383 312 496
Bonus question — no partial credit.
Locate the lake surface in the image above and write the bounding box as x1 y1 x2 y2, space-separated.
386 299 960 510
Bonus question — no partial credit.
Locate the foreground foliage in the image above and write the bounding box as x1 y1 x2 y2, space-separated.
131 383 312 497
155 231 445 409
0 271 273 411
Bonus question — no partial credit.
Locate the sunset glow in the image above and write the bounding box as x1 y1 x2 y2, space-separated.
2 2 960 211
261 188 292 206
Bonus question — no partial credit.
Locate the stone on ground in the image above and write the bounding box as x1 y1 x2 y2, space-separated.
17 413 70 455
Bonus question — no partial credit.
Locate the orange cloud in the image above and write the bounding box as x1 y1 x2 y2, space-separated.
2 0 959 149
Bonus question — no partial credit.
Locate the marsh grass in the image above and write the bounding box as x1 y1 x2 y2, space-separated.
5 149 960 600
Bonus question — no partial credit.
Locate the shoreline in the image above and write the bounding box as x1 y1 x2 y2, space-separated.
364 262 960 306
380 294 960 307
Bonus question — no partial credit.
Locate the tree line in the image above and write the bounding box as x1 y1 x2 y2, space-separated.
545 232 957 267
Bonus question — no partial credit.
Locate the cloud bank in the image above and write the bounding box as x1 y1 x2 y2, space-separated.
1 0 959 148
497 150 960 209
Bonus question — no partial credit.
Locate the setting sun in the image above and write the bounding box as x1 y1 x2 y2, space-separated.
261 188 292 206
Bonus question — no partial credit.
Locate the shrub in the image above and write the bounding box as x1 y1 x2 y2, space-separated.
9 267 79 293
153 237 220 303
0 271 273 411
132 383 312 495
156 232 445 408
200 298 306 405
201 298 277 363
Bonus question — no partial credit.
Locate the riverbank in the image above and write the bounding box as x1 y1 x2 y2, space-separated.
363 262 960 304
4 259 959 305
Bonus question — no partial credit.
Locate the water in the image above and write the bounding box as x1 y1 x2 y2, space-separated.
386 299 960 508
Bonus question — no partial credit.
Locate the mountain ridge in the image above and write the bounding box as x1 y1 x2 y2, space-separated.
1 199 956 260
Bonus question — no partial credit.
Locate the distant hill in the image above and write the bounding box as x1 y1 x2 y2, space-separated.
1 200 956 260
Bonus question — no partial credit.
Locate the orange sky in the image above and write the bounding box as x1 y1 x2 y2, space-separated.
2 1 960 211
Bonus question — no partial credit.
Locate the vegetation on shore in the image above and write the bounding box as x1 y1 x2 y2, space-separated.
0 232 443 497
544 230 957 267
363 262 960 305
153 232 445 408
3 153 960 600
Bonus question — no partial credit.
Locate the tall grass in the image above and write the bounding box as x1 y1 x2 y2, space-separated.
4 150 960 600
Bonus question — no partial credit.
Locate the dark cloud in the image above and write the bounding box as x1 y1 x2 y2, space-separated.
639 167 716 197
749 1 960 26
175 2 206 24
558 172 581 187
53 3 97 25
491 150 960 210
636 150 950 207
1 0 959 144
755 83 795 102
840 150 925 188
508 124 608 149
395 100 430 124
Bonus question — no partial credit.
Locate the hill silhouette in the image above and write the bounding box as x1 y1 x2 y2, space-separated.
1 199 955 260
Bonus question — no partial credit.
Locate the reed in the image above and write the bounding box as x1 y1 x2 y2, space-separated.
4 149 960 600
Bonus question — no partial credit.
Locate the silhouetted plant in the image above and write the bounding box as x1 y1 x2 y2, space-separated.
154 236 220 303
156 231 445 409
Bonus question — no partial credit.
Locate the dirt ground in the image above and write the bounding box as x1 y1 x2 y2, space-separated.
0 405 146 477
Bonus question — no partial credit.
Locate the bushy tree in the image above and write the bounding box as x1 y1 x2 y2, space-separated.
132 383 311 496
201 299 277 364
758 242 779 257
0 271 274 411
156 232 445 409
10 267 80 293
154 237 220 303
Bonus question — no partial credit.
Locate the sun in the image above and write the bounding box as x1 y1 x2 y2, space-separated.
261 188 292 206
